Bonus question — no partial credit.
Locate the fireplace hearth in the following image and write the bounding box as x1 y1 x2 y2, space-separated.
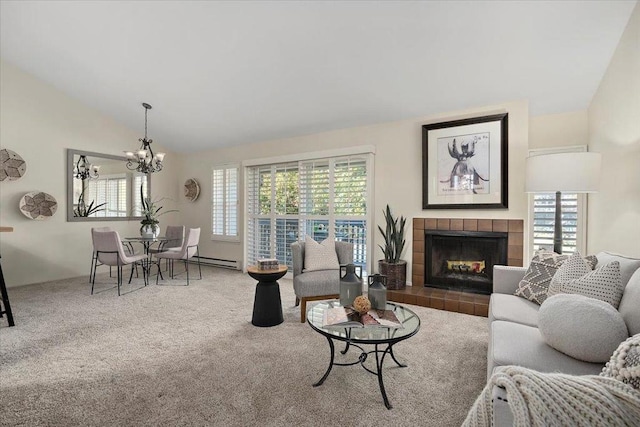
425 230 508 294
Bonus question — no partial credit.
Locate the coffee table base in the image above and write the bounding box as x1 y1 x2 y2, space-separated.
313 335 407 409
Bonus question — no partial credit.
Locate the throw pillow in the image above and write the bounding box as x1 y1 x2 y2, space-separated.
303 235 340 272
601 333 640 390
538 294 629 363
514 251 569 304
514 251 598 305
549 253 624 308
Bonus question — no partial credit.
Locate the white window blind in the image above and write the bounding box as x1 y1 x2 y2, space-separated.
530 146 586 255
212 165 239 240
247 155 369 271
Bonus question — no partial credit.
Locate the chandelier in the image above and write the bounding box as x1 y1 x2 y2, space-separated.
125 103 165 173
73 155 100 180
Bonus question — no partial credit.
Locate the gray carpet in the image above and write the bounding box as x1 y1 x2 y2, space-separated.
0 266 489 426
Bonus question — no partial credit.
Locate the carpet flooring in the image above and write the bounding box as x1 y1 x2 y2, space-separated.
0 266 489 426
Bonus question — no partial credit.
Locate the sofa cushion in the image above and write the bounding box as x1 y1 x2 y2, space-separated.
538 294 628 363
489 293 539 327
595 251 640 289
619 269 640 335
293 270 340 298
488 320 603 379
548 256 623 308
303 235 340 272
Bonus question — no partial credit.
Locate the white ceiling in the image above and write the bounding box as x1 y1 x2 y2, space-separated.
1 1 636 153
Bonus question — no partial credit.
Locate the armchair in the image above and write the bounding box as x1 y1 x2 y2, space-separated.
291 240 354 323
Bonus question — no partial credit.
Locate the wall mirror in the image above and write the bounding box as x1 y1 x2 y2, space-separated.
66 149 150 222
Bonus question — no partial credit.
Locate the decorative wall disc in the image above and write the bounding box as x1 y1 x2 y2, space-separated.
19 191 58 220
184 178 200 202
0 148 27 181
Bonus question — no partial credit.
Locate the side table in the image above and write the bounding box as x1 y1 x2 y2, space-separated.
247 265 287 327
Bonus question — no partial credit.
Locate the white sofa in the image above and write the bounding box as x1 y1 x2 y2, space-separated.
487 251 640 425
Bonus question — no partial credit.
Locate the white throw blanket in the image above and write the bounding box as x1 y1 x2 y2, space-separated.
463 366 640 427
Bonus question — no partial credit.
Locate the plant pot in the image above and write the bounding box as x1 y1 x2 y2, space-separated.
140 223 160 238
378 260 407 290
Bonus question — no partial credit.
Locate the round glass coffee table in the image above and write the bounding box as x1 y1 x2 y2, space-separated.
307 300 421 409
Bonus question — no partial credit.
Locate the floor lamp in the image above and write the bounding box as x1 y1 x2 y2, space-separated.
525 152 601 254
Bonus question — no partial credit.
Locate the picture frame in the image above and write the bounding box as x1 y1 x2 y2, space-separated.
422 113 508 209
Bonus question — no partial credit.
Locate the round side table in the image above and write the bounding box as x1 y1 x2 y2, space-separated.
247 265 288 327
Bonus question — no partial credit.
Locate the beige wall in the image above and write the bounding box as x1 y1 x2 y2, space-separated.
0 61 179 287
529 111 589 150
587 3 640 257
178 100 531 279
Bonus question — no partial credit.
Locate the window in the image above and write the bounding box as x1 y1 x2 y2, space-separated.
246 154 370 271
87 174 127 217
530 147 587 255
212 165 239 240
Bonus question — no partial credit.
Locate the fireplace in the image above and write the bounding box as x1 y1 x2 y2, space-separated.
425 230 508 294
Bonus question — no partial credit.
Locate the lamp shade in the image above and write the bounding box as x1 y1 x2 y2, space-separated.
526 152 601 193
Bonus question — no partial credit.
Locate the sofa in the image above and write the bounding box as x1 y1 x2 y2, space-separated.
487 251 640 425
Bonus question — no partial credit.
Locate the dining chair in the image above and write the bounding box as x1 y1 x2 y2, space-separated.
148 225 185 271
91 230 148 295
90 227 139 282
154 227 202 286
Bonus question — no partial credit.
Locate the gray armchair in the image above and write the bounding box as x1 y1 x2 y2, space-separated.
291 240 354 323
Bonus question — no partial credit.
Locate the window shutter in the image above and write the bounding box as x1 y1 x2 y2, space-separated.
246 155 369 271
212 165 239 240
532 193 579 254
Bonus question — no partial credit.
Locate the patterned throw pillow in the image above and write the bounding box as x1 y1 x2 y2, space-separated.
548 251 624 308
514 251 569 304
303 235 340 272
601 334 640 390
514 251 599 305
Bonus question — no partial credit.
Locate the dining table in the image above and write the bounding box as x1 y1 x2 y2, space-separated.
123 236 168 279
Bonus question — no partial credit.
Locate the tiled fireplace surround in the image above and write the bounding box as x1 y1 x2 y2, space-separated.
387 218 524 317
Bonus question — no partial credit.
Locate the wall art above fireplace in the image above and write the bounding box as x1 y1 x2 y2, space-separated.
422 113 508 209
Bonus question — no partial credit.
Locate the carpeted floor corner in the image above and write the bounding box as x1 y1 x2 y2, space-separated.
0 266 489 426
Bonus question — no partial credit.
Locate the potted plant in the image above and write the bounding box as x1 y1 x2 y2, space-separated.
139 186 177 238
377 204 407 290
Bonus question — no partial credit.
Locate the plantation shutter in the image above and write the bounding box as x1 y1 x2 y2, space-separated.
246 154 370 271
532 193 579 254
529 146 586 255
212 165 239 239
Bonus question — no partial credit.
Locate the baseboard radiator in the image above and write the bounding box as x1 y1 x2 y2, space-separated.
192 256 240 270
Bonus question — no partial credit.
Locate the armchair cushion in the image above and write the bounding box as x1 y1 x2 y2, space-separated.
303 236 340 272
293 270 341 298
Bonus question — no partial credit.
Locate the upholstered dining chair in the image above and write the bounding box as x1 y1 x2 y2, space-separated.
148 225 185 271
154 227 202 286
90 227 139 281
91 230 148 296
291 240 354 322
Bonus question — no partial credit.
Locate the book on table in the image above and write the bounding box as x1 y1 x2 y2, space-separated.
322 306 403 329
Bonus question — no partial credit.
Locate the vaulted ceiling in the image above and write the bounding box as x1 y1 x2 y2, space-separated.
1 1 636 152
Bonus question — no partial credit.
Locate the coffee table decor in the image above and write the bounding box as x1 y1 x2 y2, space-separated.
307 300 420 409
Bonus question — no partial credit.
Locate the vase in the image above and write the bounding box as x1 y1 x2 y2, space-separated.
140 223 159 238
339 264 363 307
368 273 387 310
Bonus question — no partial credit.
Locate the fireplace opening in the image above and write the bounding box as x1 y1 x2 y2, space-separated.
425 230 508 294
